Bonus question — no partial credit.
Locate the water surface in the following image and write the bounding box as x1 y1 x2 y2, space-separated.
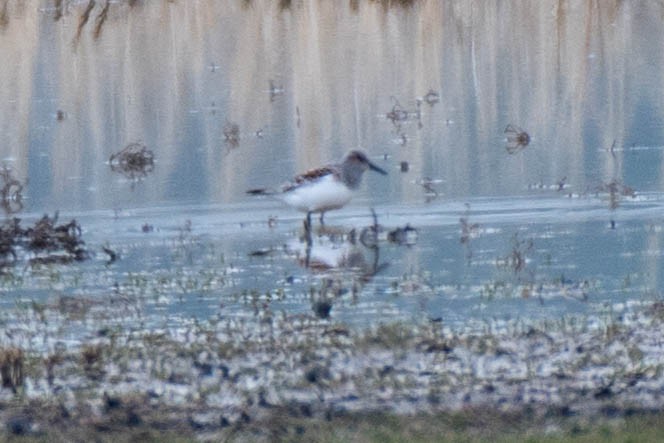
1 0 664 336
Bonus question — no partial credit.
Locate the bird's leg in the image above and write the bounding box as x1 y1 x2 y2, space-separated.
319 211 326 226
304 212 313 254
304 211 312 233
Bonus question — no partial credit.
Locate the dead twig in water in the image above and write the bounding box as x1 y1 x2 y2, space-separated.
608 139 617 159
360 208 381 249
497 233 534 277
268 80 284 102
460 204 480 263
459 209 480 246
102 245 117 265
415 177 442 202
596 179 636 228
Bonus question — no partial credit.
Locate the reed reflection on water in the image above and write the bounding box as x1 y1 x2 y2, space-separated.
0 1 663 326
0 0 662 211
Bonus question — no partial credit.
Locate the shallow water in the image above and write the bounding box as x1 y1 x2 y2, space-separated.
1 0 664 335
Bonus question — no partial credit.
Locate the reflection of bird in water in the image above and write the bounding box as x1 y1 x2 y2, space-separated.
504 124 530 154
284 223 393 319
286 231 388 279
247 150 387 227
287 236 367 270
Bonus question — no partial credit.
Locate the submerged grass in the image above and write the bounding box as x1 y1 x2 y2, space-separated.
266 410 664 443
3 406 664 442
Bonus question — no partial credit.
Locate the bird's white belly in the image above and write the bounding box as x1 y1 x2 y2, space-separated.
281 175 353 213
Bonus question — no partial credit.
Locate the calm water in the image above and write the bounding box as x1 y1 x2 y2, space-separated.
1 0 664 333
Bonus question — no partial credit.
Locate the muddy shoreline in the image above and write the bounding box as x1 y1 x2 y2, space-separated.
2 300 664 439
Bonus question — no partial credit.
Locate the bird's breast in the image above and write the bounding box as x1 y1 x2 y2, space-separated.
281 175 353 213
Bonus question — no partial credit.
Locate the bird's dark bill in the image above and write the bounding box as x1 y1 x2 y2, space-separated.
369 162 388 175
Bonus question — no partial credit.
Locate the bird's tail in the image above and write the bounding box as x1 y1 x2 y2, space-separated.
246 188 274 196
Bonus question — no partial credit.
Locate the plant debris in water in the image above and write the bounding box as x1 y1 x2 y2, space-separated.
0 212 88 268
109 142 155 181
385 96 424 136
387 224 417 246
504 124 530 154
415 177 441 202
223 120 241 149
597 179 636 210
0 166 25 214
595 179 637 228
421 88 440 106
497 232 534 277
268 79 284 102
385 97 410 127
459 215 479 246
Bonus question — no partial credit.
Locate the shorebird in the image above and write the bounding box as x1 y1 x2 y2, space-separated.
247 150 388 227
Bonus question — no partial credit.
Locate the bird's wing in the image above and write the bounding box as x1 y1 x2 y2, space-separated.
282 166 338 192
